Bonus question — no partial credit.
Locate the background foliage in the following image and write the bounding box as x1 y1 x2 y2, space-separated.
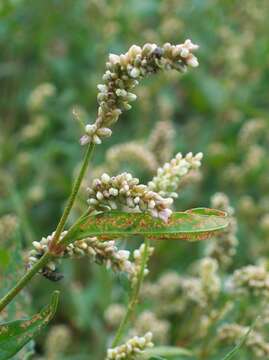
1 0 269 359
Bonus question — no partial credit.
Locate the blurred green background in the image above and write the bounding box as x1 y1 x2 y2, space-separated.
1 0 269 359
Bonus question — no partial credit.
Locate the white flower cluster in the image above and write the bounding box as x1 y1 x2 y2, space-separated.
129 243 154 288
206 192 238 267
218 323 269 358
87 172 173 222
200 257 220 299
131 311 170 344
147 120 175 165
211 192 234 216
231 265 269 297
28 231 67 273
105 306 169 343
28 232 134 279
239 118 267 148
106 142 158 174
45 325 71 358
81 40 199 145
105 304 126 328
106 332 154 360
148 152 203 198
27 83 56 111
142 271 208 316
0 214 18 241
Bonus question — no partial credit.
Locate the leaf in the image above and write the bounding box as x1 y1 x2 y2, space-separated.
68 208 228 242
143 345 193 358
0 291 59 360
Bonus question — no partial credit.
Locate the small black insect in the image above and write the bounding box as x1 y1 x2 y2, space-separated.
152 47 164 58
41 267 64 282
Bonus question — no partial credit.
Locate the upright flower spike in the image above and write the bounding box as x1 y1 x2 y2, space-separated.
81 40 199 145
148 152 203 198
206 192 238 267
130 243 154 288
231 265 269 297
87 172 173 222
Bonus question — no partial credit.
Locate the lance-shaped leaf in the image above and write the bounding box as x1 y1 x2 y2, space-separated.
68 208 228 242
0 291 59 360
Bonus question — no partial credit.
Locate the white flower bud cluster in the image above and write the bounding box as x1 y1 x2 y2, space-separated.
147 120 175 165
200 257 220 299
45 325 71 358
179 277 208 308
28 232 135 278
231 265 269 297
218 323 269 358
0 214 18 242
211 192 234 216
142 271 208 316
21 115 47 141
131 311 170 344
81 40 199 145
129 243 154 288
244 145 266 172
67 238 134 274
105 304 126 328
206 193 238 267
148 152 203 198
87 172 173 222
106 142 158 174
106 332 154 360
28 231 68 273
239 118 267 148
27 83 56 111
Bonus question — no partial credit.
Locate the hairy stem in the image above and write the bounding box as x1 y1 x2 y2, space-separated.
111 238 150 347
0 142 95 313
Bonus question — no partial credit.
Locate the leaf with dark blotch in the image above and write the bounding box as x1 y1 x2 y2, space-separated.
68 207 228 242
0 291 59 360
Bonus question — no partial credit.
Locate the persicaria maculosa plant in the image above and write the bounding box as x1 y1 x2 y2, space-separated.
0 40 229 359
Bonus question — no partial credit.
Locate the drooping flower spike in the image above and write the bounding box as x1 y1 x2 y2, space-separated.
81 40 199 145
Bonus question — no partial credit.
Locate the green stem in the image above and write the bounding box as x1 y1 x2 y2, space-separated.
58 209 91 247
50 142 95 250
111 238 150 347
0 252 52 312
0 142 95 313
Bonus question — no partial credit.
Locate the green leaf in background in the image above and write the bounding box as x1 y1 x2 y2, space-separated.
0 291 59 360
143 345 193 359
70 208 228 242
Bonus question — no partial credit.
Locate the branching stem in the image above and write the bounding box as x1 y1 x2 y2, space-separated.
0 142 95 313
